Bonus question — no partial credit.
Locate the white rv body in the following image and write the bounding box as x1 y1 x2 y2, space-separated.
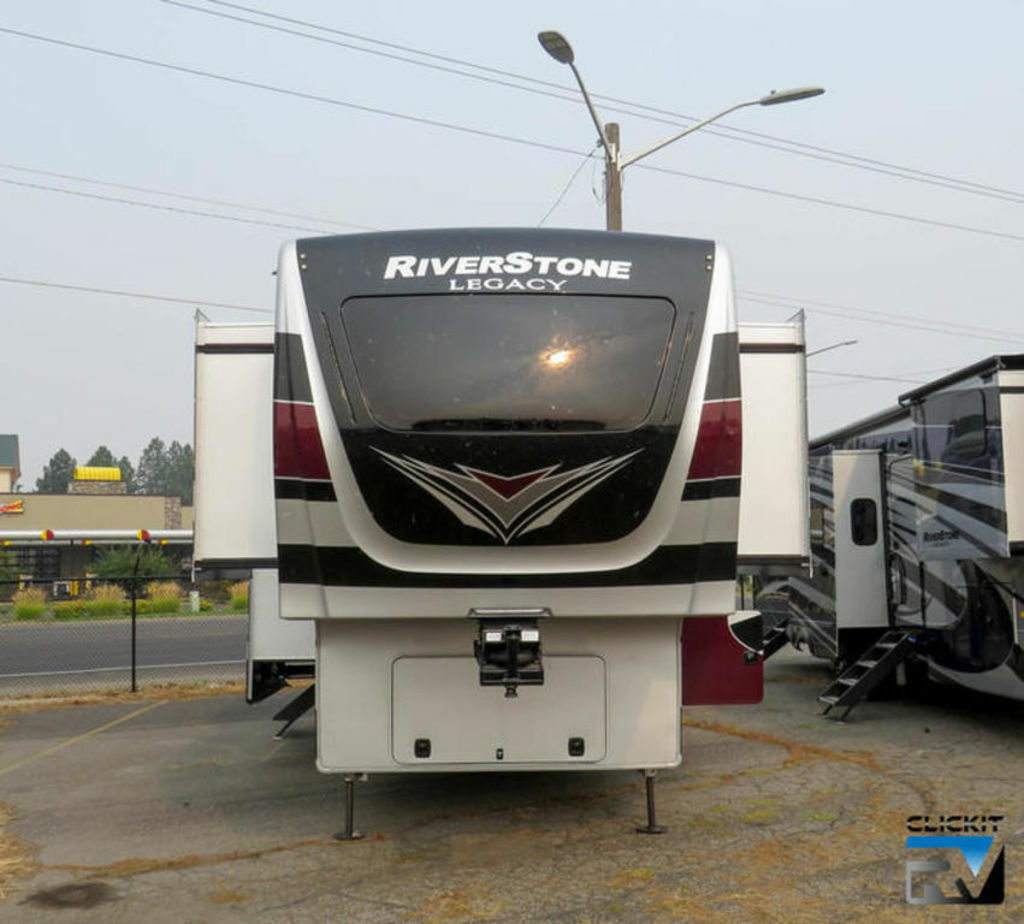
192 228 810 783
193 321 313 701
736 320 810 574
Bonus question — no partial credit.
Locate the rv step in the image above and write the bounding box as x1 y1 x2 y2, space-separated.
819 630 916 721
760 617 790 661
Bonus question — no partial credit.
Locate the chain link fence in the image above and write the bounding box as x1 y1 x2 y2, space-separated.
0 576 246 697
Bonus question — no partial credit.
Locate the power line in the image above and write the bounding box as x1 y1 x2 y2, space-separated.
808 370 928 384
0 275 271 313
5 24 1024 247
740 294 1024 345
0 176 337 235
0 162 377 230
172 0 1024 207
538 145 598 226
740 289 1024 341
642 163 1024 245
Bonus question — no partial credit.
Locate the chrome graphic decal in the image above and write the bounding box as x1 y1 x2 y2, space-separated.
374 448 643 544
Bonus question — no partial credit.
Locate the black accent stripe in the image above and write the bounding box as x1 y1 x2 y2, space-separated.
1000 386 1024 395
682 477 741 501
1010 542 1024 556
277 542 737 588
704 332 740 401
196 343 274 354
737 555 809 569
275 332 313 403
195 557 278 570
275 478 338 502
739 343 805 354
811 543 835 569
915 482 1006 533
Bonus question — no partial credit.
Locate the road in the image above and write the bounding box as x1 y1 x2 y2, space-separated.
0 615 246 694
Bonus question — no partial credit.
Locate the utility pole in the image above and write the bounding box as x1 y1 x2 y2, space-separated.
604 122 622 231
537 30 823 233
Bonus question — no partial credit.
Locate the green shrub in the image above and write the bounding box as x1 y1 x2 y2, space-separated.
53 600 89 620
91 545 181 586
13 587 46 620
200 599 214 612
200 579 232 605
144 581 181 614
229 581 250 612
86 584 126 618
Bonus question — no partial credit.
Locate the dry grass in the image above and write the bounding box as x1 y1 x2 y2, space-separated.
0 682 245 716
683 717 883 771
0 804 38 901
47 838 325 880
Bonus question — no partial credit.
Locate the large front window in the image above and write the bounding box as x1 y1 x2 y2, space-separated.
341 294 677 431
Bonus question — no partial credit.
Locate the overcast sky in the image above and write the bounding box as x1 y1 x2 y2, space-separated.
4 0 1023 486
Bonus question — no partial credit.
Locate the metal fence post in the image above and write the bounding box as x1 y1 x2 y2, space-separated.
130 551 142 693
130 578 138 693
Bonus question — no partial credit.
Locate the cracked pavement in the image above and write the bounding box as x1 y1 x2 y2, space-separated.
2 651 1022 922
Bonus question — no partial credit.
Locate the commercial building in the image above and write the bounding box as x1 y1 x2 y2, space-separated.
1 463 193 582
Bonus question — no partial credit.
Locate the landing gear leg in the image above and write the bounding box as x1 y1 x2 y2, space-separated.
636 769 667 835
333 775 366 841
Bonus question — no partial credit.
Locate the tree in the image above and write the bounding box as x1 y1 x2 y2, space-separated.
36 448 77 494
135 438 169 496
118 455 137 494
87 445 116 467
135 437 194 503
165 440 195 505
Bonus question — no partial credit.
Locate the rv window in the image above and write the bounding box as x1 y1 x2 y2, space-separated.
916 388 988 468
850 498 877 546
947 390 987 463
809 503 825 542
341 294 677 431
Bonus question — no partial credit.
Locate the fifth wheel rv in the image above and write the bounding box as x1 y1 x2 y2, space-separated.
193 228 809 833
780 355 1024 717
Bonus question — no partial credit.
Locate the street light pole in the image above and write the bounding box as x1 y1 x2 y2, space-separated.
538 30 824 231
605 122 621 231
806 339 858 358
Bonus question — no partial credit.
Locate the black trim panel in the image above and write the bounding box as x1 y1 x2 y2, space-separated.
704 332 741 401
737 555 809 570
196 343 274 354
195 557 279 570
275 478 338 502
682 477 741 501
277 542 737 588
999 386 1024 395
275 332 313 403
739 343 804 354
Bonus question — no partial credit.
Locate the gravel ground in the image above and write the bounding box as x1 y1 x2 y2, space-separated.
1 649 1021 922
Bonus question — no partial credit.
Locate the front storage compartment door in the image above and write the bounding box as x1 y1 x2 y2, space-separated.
392 655 606 764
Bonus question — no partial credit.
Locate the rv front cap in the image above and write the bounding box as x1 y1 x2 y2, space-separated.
382 252 633 281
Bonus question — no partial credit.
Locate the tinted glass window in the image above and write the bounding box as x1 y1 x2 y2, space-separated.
850 498 878 546
341 294 676 431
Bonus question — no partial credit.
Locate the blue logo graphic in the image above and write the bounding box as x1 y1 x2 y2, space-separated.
905 835 1004 904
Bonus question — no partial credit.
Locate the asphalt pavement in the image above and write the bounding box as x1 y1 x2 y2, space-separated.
1 651 1023 922
0 615 246 695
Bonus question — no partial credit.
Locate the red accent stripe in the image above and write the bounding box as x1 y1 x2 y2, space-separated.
686 399 742 481
274 401 331 480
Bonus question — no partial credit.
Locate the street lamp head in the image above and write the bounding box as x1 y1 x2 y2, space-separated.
538 31 574 64
759 86 825 106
